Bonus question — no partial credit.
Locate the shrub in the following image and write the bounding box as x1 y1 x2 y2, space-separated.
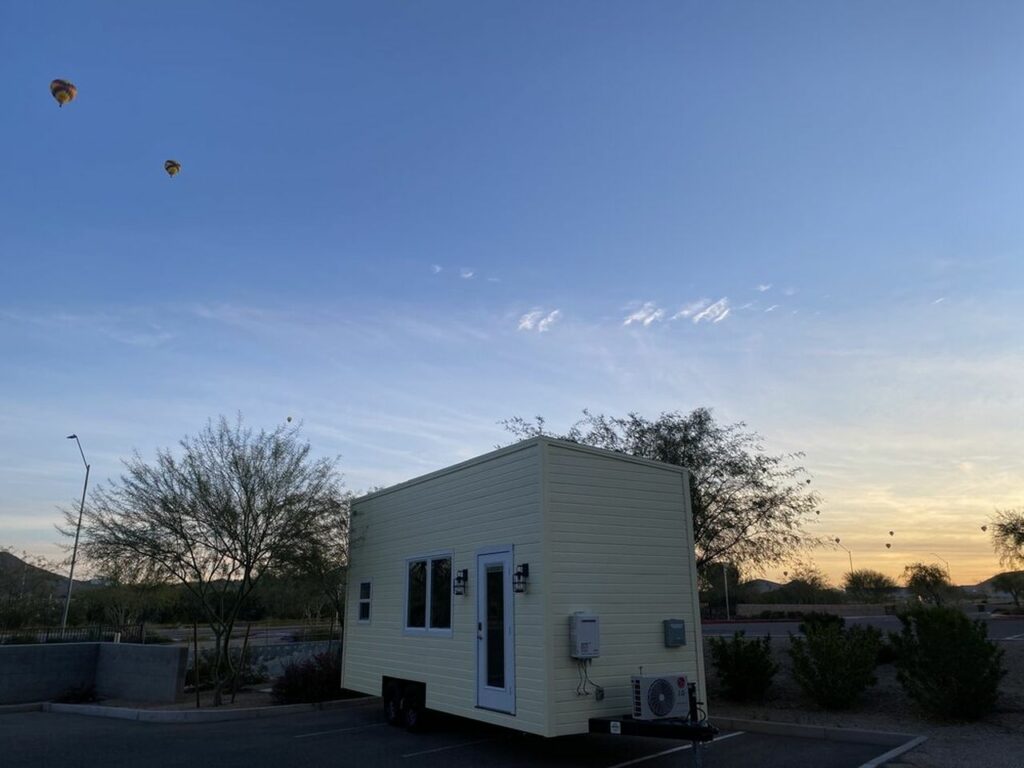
891 606 1006 720
186 647 268 690
272 651 343 704
708 631 778 702
797 612 845 634
789 623 880 709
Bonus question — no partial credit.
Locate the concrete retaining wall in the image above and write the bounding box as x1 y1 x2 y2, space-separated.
0 643 187 705
96 644 188 703
0 643 98 704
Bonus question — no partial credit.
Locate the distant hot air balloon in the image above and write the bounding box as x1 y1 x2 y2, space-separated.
889 530 894 536
164 160 181 178
50 79 77 107
981 525 988 532
286 416 292 423
885 543 891 549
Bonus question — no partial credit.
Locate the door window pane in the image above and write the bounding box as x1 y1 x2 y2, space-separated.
407 560 427 628
486 564 505 688
430 558 452 629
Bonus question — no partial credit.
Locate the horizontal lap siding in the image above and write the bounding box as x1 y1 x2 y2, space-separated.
545 444 704 736
342 443 547 736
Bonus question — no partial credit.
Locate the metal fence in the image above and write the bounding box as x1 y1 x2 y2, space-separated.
0 623 145 645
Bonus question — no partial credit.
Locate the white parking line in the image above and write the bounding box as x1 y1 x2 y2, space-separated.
605 731 745 768
401 738 494 758
294 722 387 739
1003 633 1024 641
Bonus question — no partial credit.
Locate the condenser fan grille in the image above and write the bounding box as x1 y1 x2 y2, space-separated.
646 678 675 717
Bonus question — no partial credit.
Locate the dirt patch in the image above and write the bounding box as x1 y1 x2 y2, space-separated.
704 637 1024 768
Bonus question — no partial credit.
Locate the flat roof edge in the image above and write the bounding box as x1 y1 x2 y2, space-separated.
352 436 691 505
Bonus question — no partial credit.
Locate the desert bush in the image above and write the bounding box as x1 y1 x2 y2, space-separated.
708 631 778 702
797 612 845 634
186 647 267 690
789 623 880 709
891 606 1006 720
271 651 343 704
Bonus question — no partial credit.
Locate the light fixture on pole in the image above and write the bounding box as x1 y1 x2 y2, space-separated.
61 434 90 633
834 537 854 573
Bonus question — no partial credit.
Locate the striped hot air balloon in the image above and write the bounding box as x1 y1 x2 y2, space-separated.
50 79 77 107
164 160 181 178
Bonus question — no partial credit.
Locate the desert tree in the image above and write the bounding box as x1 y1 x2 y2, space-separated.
843 569 898 603
990 572 1024 608
503 408 820 576
903 562 956 606
71 416 347 705
990 508 1024 568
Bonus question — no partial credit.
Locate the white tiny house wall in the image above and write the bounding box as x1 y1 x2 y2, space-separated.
341 437 705 738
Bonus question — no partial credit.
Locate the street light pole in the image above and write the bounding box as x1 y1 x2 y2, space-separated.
722 562 731 621
834 538 854 573
928 552 951 580
61 434 90 633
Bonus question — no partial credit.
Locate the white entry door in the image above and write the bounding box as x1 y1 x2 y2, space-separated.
476 547 515 714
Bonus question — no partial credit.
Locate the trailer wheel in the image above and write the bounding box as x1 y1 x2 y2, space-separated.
383 682 402 727
401 685 426 732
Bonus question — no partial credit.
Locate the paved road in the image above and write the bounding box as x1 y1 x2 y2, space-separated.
0 705 902 768
703 614 1024 640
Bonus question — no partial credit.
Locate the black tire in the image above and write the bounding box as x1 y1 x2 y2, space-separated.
401 685 426 732
383 682 402 726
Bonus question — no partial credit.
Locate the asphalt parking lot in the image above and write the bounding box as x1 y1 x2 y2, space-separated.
0 701 906 768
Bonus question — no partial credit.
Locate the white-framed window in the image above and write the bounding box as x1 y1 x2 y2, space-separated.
405 553 452 634
357 579 372 623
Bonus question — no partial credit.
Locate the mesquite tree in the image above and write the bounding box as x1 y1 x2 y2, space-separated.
73 417 347 705
503 408 820 575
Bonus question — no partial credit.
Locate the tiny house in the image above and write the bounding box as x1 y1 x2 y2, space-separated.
341 436 706 737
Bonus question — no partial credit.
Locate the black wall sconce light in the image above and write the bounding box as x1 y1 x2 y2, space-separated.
453 568 469 596
513 563 530 594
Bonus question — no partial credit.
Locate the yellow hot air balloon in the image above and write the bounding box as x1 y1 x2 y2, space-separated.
164 160 181 178
50 79 77 107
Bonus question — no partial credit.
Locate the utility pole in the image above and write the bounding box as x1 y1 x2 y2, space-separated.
61 434 90 633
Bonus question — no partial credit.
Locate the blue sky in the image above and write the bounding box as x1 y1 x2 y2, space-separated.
2 1 1022 582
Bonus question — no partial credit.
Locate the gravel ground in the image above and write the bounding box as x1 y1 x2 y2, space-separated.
704 637 1024 768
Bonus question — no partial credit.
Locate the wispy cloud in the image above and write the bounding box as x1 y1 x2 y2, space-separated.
518 309 562 333
692 298 731 324
672 299 709 320
460 269 475 279
932 297 945 305
757 283 772 292
765 304 779 313
2 309 174 348
431 264 442 274
783 287 797 296
623 302 664 327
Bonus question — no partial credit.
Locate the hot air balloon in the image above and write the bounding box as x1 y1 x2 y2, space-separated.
885 543 891 549
50 79 77 107
981 525 988 532
286 416 292 423
889 530 894 536
164 160 181 178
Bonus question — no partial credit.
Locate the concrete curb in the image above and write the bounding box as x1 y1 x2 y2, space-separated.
42 695 377 723
0 702 45 714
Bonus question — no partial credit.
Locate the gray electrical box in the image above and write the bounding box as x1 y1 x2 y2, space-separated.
663 618 686 647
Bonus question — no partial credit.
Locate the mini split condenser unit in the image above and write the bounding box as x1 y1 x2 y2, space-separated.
631 674 690 720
